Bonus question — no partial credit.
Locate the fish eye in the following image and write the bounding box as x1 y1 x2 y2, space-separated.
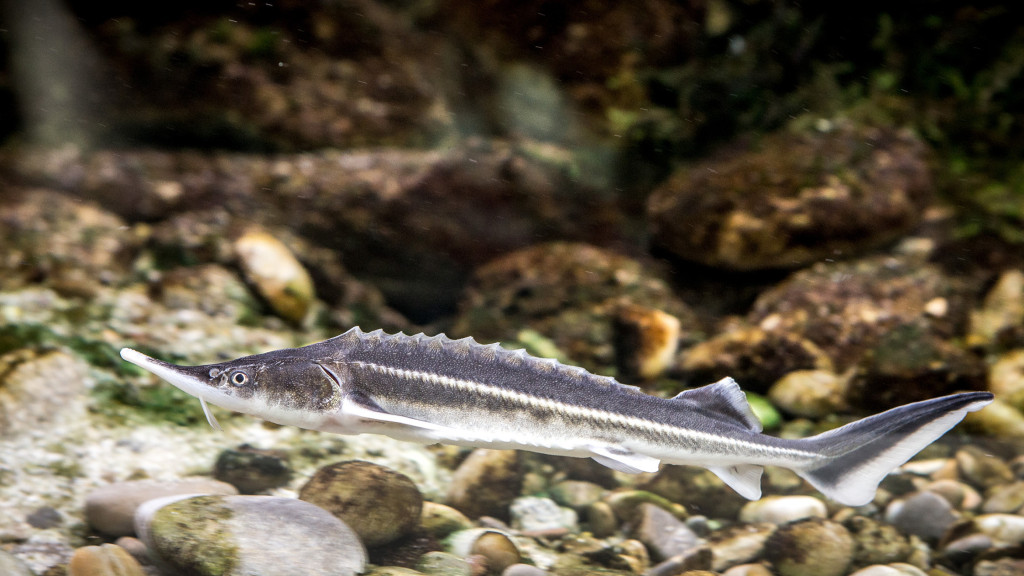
229 370 250 386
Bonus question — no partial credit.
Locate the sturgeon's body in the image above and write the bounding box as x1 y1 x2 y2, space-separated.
120 328 992 506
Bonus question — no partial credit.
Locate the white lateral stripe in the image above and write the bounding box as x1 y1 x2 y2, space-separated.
354 361 818 460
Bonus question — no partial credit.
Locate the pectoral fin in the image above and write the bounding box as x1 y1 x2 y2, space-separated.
709 464 764 500
341 391 447 432
590 445 661 474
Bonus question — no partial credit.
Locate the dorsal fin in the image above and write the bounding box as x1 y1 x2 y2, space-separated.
673 377 762 432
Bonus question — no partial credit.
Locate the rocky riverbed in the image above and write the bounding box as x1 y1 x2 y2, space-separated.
2 2 1024 575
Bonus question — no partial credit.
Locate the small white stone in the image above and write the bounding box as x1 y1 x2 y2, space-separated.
738 496 827 525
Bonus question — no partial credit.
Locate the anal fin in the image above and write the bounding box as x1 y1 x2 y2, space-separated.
708 464 764 500
590 445 661 474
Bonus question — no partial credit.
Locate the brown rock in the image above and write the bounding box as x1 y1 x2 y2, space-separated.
68 544 145 576
446 449 522 521
299 460 423 547
648 121 932 271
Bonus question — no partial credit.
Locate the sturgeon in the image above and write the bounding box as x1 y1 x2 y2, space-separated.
120 327 992 506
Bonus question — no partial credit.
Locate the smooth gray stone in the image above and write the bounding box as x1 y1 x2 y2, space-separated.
137 495 366 576
85 478 238 537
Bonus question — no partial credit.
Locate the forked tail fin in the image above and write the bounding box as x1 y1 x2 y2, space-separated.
793 392 993 506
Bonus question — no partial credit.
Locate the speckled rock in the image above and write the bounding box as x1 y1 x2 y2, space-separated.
0 188 136 295
708 524 776 572
509 496 578 532
446 529 522 574
768 370 851 418
234 229 316 324
420 501 474 539
967 270 1024 348
738 496 827 525
137 494 366 576
612 304 682 381
648 121 932 270
68 544 145 576
884 491 958 543
453 242 699 372
0 349 90 436
974 558 1024 576
764 518 855 576
446 449 522 521
632 503 700 561
844 516 911 567
679 325 833 393
213 445 292 494
299 460 422 547
85 478 238 537
548 480 605 512
744 255 980 408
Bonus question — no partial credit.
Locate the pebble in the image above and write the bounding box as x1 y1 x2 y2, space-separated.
646 546 712 575
612 304 681 380
884 491 958 543
967 270 1024 348
631 503 700 561
738 496 827 525
299 460 422 547
721 564 773 576
446 529 522 573
234 229 316 324
923 479 980 510
768 369 850 418
989 349 1024 411
502 564 546 576
509 496 577 532
585 501 618 538
68 544 145 576
446 449 522 521
85 478 238 537
213 445 292 494
0 550 33 576
955 446 1013 490
972 513 1024 546
137 494 366 576
420 501 474 539
982 481 1024 514
764 519 855 576
548 480 605 511
844 516 910 566
417 551 473 576
708 523 776 572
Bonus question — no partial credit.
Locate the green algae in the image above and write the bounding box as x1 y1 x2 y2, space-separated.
150 496 238 575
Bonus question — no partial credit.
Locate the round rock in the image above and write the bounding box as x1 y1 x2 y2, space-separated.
446 449 522 521
764 518 855 576
509 496 577 532
884 491 958 543
739 496 827 525
68 544 145 576
137 495 366 576
85 478 238 537
299 460 422 547
213 445 293 494
234 229 315 324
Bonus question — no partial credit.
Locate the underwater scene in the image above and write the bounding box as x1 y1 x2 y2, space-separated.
1 1 1024 575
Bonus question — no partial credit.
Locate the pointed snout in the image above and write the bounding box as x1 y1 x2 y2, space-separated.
120 348 211 398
